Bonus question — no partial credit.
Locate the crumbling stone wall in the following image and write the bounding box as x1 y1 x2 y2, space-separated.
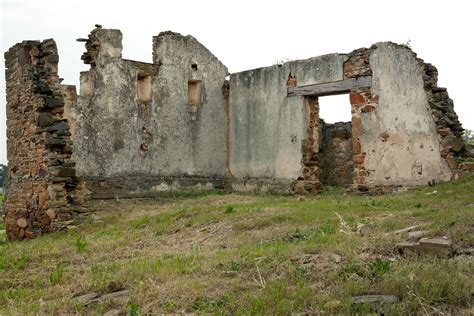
228 54 347 193
420 59 469 178
72 27 228 198
343 43 464 191
4 40 77 240
318 121 354 186
4 27 470 239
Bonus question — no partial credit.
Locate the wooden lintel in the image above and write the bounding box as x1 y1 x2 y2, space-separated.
287 76 372 97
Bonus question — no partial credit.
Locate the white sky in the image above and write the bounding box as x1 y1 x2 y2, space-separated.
1 0 473 164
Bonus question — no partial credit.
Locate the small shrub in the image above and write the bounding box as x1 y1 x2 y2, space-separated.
7 253 29 272
191 297 213 312
75 235 87 252
288 228 311 241
90 263 99 274
446 219 456 227
229 260 241 271
365 198 387 208
368 258 391 278
130 215 151 228
48 265 65 285
224 206 235 214
294 265 307 276
319 222 337 234
323 186 346 195
163 300 177 313
338 261 360 279
128 301 140 316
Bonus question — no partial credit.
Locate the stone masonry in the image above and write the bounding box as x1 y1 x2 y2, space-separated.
4 40 78 240
3 27 471 239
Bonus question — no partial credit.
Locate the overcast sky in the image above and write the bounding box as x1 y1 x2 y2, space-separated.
1 0 473 164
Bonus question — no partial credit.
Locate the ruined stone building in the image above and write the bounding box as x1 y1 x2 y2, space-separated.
3 26 470 240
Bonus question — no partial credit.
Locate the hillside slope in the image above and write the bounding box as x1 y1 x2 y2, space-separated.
1 176 473 314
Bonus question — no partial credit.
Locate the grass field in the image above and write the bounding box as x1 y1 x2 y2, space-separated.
0 176 473 314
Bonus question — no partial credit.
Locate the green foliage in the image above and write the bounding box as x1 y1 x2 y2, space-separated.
75 235 88 252
1 175 473 314
48 265 65 285
229 260 241 271
294 265 308 276
338 261 361 279
322 185 346 195
191 295 231 313
130 215 151 228
368 258 391 278
0 253 29 272
287 223 337 242
463 129 474 145
224 206 235 214
365 198 387 208
0 164 6 187
128 301 140 316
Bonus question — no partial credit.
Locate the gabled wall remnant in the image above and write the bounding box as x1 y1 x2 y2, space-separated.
71 27 228 199
4 26 471 239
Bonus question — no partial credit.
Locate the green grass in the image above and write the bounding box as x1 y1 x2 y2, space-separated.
0 176 473 314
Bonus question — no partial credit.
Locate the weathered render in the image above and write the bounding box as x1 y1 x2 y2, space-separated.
361 43 452 186
228 54 347 193
3 26 472 239
71 28 228 199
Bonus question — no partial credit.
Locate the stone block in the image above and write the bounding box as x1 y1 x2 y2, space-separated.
46 98 64 108
352 295 398 304
397 237 453 257
460 162 474 171
16 217 28 228
37 112 56 128
47 54 59 63
350 92 365 105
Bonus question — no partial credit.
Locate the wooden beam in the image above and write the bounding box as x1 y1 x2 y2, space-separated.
287 76 372 97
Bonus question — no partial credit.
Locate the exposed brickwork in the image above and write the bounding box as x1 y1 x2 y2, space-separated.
343 46 378 190
3 29 470 239
292 96 323 194
417 60 470 178
4 40 78 240
318 121 354 186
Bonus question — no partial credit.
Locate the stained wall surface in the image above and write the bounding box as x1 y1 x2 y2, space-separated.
228 55 348 185
4 27 471 240
360 43 452 186
72 28 228 183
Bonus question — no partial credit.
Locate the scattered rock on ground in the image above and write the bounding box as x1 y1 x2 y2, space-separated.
75 292 100 305
352 295 399 304
407 230 427 239
324 300 341 309
103 309 126 316
457 247 474 256
386 224 427 236
332 254 342 263
74 289 131 306
397 237 453 257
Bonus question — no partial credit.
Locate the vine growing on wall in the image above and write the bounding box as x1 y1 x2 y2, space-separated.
0 164 6 188
463 129 474 145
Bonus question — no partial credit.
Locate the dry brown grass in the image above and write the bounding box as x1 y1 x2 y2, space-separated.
1 177 473 314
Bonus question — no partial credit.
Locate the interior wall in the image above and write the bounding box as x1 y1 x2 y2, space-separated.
318 121 354 186
228 54 348 186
